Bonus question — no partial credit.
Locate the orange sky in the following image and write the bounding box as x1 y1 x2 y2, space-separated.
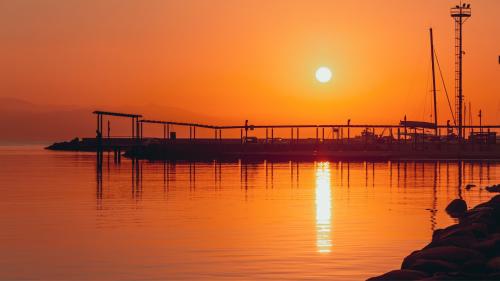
1 0 499 128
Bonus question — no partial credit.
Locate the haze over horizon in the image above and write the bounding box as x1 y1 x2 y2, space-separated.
1 0 499 142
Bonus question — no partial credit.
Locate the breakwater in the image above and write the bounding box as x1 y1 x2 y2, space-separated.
368 193 500 280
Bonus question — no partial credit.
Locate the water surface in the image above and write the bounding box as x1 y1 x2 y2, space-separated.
0 146 498 280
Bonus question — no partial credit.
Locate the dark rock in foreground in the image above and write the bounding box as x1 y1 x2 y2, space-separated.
486 184 500 193
445 199 467 218
368 194 500 281
366 269 428 280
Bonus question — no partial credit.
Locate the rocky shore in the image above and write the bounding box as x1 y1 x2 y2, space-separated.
368 193 500 280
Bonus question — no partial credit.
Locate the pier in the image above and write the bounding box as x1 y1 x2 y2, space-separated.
46 110 500 161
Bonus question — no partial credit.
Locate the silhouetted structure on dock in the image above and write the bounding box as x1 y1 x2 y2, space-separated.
46 109 500 161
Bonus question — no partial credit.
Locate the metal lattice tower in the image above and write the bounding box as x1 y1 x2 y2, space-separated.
451 2 471 142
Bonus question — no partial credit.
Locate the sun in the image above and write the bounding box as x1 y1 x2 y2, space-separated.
315 67 332 83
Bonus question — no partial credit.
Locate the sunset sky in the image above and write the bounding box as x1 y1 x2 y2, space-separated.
1 0 499 140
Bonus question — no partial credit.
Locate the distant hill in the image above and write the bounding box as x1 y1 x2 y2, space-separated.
0 97 236 144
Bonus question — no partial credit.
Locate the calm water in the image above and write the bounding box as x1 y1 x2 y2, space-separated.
0 146 498 280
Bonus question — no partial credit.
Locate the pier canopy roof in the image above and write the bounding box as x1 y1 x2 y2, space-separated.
93 111 142 118
400 120 436 129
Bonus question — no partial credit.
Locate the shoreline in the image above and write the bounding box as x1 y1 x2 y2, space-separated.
368 194 500 280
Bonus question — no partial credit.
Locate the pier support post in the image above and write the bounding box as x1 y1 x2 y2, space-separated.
296 128 299 144
136 120 140 141
404 115 407 144
131 118 135 139
316 127 319 144
347 119 351 144
291 128 293 144
322 127 325 142
240 129 243 144
271 128 274 144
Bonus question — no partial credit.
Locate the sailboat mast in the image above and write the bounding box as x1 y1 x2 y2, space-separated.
430 28 438 136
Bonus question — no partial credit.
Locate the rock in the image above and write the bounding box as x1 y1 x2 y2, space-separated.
368 195 500 281
366 269 428 280
471 235 500 257
465 184 476 190
426 234 477 249
406 259 459 274
419 272 463 280
432 222 489 242
474 194 500 209
445 199 467 218
487 272 500 280
490 194 500 204
462 258 488 274
486 184 500 193
486 256 500 271
402 246 484 269
460 210 497 231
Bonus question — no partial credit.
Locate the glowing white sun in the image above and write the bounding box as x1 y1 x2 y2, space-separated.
315 67 332 83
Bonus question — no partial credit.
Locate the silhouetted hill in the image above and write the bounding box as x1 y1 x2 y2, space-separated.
0 97 236 144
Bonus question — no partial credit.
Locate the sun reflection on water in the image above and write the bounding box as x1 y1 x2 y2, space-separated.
315 162 332 253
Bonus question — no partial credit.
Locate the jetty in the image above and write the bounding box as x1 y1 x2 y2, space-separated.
46 110 500 161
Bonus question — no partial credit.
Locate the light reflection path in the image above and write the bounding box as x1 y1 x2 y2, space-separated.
315 162 332 253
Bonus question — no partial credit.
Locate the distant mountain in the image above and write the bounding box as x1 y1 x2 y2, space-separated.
0 97 237 144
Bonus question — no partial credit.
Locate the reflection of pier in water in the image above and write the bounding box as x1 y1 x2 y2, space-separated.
96 156 495 233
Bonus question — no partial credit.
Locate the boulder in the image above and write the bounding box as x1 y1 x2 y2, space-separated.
402 246 484 269
445 199 467 218
460 210 497 231
471 235 500 257
462 258 488 274
486 256 500 271
406 259 459 274
485 184 500 193
419 272 462 280
366 269 428 281
432 222 488 242
465 184 476 190
425 234 477 249
487 272 500 280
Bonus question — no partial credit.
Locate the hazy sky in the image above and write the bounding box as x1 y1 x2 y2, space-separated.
1 0 499 125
